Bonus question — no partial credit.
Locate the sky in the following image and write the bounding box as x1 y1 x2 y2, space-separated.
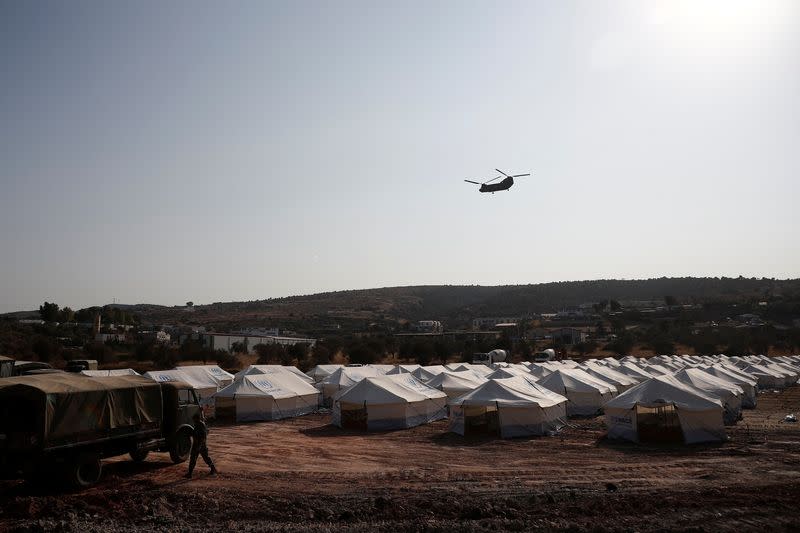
1 0 799 313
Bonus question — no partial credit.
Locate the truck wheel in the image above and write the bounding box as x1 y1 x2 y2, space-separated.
69 453 102 489
130 449 149 462
169 430 192 464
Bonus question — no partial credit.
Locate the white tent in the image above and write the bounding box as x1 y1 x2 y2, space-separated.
537 369 618 416
235 364 313 384
214 369 319 422
670 368 743 425
81 368 140 377
412 365 446 382
527 364 553 380
485 366 530 380
605 375 726 444
463 364 494 377
332 375 447 431
425 371 487 399
449 376 568 438
319 366 383 404
305 364 344 383
368 364 395 374
701 365 757 408
144 367 230 416
617 363 655 381
178 365 235 388
581 363 640 392
385 364 422 375
736 364 788 389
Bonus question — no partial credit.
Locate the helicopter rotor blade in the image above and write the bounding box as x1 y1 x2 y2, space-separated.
483 175 504 185
495 168 510 177
510 173 530 178
464 180 481 185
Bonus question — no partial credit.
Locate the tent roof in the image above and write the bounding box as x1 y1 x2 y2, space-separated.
485 367 529 380
411 365 446 380
426 371 486 391
671 368 743 396
215 370 318 399
582 364 639 386
177 365 234 386
538 368 617 394
320 366 383 387
451 376 567 408
236 365 313 383
335 375 447 405
605 374 723 411
305 364 344 379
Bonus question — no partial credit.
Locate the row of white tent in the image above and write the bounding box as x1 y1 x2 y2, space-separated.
86 355 800 444
308 355 800 442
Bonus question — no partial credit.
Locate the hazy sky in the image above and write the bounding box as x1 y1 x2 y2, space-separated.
1 0 799 313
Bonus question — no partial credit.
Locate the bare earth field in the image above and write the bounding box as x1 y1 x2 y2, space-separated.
3 389 800 532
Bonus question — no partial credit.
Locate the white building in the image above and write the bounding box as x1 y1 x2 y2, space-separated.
472 317 520 329
202 333 316 353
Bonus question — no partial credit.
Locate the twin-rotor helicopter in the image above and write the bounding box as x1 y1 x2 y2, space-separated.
464 169 531 193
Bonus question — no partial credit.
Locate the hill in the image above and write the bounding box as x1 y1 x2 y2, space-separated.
116 277 800 330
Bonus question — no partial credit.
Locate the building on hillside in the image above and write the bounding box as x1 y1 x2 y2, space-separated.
140 330 171 344
236 327 280 337
95 332 127 343
415 320 443 333
472 317 520 330
202 332 316 353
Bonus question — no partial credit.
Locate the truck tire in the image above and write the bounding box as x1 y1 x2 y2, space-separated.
169 430 192 464
68 453 102 489
130 449 150 462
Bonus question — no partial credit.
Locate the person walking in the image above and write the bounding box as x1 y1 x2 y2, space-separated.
186 412 217 478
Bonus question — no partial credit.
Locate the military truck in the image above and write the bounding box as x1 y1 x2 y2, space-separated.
0 374 200 488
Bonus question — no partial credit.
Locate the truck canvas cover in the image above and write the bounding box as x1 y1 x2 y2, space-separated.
0 374 162 450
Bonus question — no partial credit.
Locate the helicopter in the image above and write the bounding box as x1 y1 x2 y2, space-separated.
464 169 531 193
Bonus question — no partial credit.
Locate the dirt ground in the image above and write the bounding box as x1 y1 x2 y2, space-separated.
3 389 800 532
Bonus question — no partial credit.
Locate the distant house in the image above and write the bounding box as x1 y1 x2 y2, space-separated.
415 320 443 333
95 332 126 343
141 331 171 344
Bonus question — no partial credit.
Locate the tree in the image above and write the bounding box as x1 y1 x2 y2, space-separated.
230 341 247 354
664 295 678 307
433 340 452 364
610 300 622 312
254 343 287 364
39 301 60 322
412 340 436 365
186 301 194 307
84 341 115 365
59 307 75 322
348 343 377 364
287 342 310 362
311 344 331 365
32 336 59 362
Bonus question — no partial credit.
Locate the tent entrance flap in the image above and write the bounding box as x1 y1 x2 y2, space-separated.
214 397 237 421
340 402 368 430
636 404 683 443
463 405 501 437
